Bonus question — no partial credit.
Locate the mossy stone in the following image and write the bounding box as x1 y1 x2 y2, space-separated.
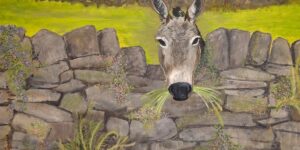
59 93 87 114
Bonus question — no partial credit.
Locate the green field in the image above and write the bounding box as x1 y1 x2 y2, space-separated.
1 0 300 64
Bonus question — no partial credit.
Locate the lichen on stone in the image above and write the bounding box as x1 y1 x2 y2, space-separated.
270 76 293 101
0 25 32 99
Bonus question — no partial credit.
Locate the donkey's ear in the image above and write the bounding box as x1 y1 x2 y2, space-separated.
152 0 169 21
187 0 203 22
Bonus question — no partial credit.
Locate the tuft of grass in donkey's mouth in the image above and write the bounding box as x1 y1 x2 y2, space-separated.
141 86 224 126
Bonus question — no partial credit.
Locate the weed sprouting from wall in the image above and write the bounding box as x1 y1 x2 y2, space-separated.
0 25 32 104
270 76 293 101
209 125 242 150
273 62 300 112
58 114 135 150
107 54 132 104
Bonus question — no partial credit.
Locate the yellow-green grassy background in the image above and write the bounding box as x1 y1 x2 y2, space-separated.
1 0 300 64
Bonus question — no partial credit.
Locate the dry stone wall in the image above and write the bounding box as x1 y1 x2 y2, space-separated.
0 25 300 150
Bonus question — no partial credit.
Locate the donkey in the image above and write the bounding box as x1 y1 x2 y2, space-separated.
152 0 204 101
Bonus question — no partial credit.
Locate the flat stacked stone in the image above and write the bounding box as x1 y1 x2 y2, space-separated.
64 25 100 58
205 28 229 70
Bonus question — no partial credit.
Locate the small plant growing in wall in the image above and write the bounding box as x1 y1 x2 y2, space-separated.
58 114 135 150
209 125 241 150
0 25 32 101
271 64 300 114
107 53 132 104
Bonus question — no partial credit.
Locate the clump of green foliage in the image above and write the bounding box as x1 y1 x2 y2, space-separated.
131 86 223 128
128 88 169 129
194 125 241 150
0 25 32 99
270 76 293 101
58 115 135 150
273 64 300 112
209 125 242 150
108 54 132 104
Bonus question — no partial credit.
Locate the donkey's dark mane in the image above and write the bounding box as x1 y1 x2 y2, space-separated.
172 7 185 18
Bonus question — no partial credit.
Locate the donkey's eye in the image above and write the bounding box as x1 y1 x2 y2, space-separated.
156 38 167 48
192 37 200 45
158 39 166 46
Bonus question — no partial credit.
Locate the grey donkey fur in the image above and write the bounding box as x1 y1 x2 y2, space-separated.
152 0 204 87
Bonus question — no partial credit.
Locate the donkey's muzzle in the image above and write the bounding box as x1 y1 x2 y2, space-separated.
168 82 192 101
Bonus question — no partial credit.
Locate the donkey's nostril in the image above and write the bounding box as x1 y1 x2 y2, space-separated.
168 82 192 101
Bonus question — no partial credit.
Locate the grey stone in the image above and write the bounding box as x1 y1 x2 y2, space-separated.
60 70 74 83
12 113 51 140
276 131 300 150
293 40 300 64
106 117 129 136
130 118 177 142
226 95 268 115
75 70 113 84
0 106 13 125
266 63 292 76
12 131 26 141
85 110 105 122
86 85 124 112
218 79 267 89
11 132 40 150
98 28 120 56
229 29 251 68
227 128 274 141
30 61 69 83
19 37 33 67
0 90 10 104
125 93 144 111
269 37 293 65
290 107 300 122
176 112 256 127
206 28 229 70
70 55 113 69
163 94 208 117
256 117 289 127
132 80 165 93
0 125 10 140
32 29 68 65
179 127 215 142
64 25 99 58
145 65 165 80
126 75 150 88
0 141 8 150
273 121 300 133
25 89 61 102
121 46 147 76
28 81 59 89
271 109 289 119
13 102 73 122
220 68 275 81
224 128 274 149
248 31 272 66
0 73 7 89
150 140 196 150
224 89 265 97
54 79 86 93
255 109 291 126
46 122 74 143
129 143 148 150
59 93 87 114
17 27 25 40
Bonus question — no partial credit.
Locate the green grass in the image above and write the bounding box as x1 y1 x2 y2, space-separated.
1 0 300 64
139 86 224 126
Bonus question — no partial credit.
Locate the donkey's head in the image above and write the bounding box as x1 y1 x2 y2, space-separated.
152 0 204 101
